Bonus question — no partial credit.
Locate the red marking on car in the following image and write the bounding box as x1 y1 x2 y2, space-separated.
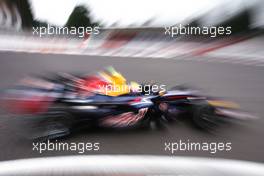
4 96 53 114
100 108 148 127
166 95 187 100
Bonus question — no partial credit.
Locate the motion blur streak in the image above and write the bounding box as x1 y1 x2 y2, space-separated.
0 0 263 165
0 155 263 176
0 52 263 162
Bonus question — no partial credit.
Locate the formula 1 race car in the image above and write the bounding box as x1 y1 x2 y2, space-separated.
1 67 257 140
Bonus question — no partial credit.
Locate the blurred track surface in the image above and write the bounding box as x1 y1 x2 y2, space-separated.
0 51 263 162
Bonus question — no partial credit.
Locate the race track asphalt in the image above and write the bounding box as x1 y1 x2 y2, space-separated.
0 51 263 162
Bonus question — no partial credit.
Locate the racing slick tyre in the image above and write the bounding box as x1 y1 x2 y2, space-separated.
192 102 219 131
32 110 74 142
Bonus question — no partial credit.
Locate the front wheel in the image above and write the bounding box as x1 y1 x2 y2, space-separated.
192 103 219 131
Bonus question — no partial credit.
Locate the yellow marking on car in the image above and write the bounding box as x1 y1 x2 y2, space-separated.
207 100 240 109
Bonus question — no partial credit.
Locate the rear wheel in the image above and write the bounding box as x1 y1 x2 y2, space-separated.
32 106 74 141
